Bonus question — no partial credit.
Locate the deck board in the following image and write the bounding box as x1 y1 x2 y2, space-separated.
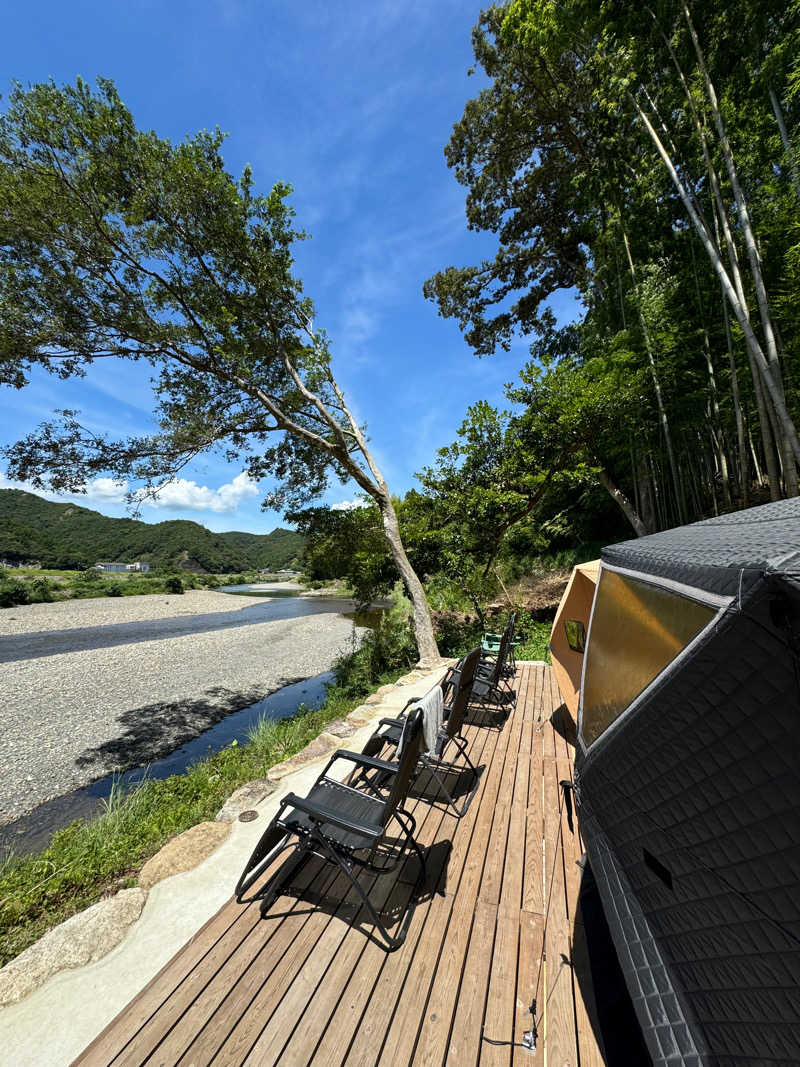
74 663 606 1066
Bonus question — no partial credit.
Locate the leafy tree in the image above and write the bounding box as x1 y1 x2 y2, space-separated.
288 502 398 605
0 78 440 663
427 0 800 521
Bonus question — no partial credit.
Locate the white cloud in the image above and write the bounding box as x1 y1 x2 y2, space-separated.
134 472 259 514
84 478 130 503
331 497 370 511
0 471 129 505
0 470 260 516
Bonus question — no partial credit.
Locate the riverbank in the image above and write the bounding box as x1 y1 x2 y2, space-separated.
0 588 267 635
0 583 430 971
0 658 451 1061
0 591 364 822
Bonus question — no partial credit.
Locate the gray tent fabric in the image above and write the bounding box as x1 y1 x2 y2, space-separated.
601 496 800 598
576 498 800 1065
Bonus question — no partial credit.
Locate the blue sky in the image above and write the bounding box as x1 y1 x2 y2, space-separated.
0 0 580 534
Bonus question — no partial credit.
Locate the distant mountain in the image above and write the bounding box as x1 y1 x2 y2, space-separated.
0 489 305 573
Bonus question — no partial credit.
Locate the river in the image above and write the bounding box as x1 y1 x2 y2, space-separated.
0 586 382 857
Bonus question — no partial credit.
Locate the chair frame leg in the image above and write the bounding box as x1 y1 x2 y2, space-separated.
417 735 480 818
310 808 426 951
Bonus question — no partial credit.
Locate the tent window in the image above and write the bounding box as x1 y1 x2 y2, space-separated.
564 619 586 653
581 569 716 747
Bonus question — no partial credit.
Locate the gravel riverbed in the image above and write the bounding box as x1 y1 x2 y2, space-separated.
0 592 363 823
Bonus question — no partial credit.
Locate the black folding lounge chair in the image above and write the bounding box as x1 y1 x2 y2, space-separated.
360 647 483 817
481 612 519 676
471 625 516 711
235 709 427 951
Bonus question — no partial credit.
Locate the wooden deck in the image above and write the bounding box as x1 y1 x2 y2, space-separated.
76 663 606 1066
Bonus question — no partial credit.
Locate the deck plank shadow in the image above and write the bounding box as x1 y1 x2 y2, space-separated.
74 663 606 1067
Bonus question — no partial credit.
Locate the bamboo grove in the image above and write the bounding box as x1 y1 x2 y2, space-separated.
425 0 800 536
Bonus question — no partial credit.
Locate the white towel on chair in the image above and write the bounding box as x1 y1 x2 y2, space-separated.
415 684 444 755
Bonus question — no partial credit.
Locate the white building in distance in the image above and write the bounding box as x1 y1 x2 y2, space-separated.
94 561 151 573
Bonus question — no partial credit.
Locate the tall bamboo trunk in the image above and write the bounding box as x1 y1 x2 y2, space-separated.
683 1 798 496
620 228 685 523
748 424 765 487
721 289 750 505
770 85 800 202
631 94 800 472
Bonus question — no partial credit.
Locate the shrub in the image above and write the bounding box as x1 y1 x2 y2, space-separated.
76 568 102 584
335 583 416 696
30 577 53 602
164 576 184 594
0 581 30 608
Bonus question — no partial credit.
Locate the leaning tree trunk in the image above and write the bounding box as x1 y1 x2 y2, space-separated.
597 468 650 537
313 356 442 667
377 491 441 666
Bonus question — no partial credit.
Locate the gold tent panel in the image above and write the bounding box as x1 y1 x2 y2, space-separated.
579 568 717 746
549 559 600 729
551 561 719 747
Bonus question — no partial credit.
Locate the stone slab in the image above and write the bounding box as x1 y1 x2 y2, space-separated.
138 822 231 890
216 779 275 823
0 888 146 1008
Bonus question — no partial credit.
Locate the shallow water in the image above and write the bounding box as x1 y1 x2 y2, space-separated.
0 671 335 857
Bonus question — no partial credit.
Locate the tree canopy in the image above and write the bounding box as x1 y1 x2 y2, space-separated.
0 76 440 662
427 0 800 530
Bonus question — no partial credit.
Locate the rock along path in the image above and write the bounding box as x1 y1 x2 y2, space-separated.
0 591 363 823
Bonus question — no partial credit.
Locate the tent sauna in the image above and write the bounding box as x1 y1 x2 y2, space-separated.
550 499 800 1065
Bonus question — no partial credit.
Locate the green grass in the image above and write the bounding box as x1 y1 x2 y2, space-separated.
434 611 552 664
0 569 230 606
0 665 404 967
514 620 552 663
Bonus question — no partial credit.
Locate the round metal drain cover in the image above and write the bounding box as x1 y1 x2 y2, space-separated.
238 809 259 822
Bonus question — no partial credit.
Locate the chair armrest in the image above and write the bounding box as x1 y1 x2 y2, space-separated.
378 716 404 728
324 749 400 775
283 792 381 840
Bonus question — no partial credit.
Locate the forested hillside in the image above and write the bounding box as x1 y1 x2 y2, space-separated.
0 490 304 572
216 528 306 571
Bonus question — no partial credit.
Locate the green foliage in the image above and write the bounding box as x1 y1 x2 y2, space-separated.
516 620 554 662
163 576 184 595
430 605 552 663
0 579 28 607
433 613 485 658
427 0 800 530
0 76 397 523
0 76 438 661
333 584 417 694
288 501 396 605
217 529 305 571
30 577 53 601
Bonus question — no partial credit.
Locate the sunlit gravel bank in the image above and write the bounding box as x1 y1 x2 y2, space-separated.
0 593 363 822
